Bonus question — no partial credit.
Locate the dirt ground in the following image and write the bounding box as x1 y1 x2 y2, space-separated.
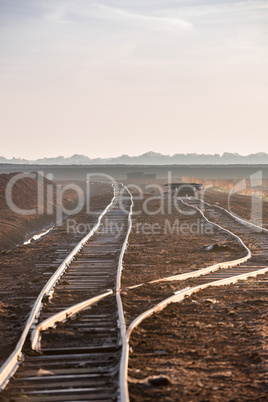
122 195 246 289
203 189 268 228
128 275 268 401
0 173 83 252
0 182 113 367
121 189 268 401
0 182 267 401
121 193 247 326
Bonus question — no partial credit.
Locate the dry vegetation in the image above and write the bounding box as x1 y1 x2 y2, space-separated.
182 176 268 199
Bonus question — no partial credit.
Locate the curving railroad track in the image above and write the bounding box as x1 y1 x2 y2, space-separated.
0 188 267 401
0 182 132 401
119 196 268 400
123 196 268 400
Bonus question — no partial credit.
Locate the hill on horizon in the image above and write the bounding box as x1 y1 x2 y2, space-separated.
1 152 268 165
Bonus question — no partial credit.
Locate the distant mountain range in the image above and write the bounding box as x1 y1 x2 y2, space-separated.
1 152 268 165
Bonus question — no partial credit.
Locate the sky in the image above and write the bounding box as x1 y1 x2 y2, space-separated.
0 0 268 159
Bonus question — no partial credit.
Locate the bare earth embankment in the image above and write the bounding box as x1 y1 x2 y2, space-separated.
204 189 268 228
0 172 80 252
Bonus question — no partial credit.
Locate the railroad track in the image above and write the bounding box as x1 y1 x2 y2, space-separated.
0 182 132 401
1 190 268 401
119 196 268 400
179 197 268 283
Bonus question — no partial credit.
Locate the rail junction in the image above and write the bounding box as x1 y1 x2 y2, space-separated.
0 186 267 401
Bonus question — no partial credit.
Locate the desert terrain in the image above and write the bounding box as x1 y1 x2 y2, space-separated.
0 170 267 401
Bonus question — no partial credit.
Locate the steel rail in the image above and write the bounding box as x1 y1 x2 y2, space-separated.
127 198 251 291
31 290 113 352
120 265 268 400
0 184 116 391
116 184 133 292
200 198 268 232
180 198 251 257
45 184 116 299
117 185 133 402
119 197 259 402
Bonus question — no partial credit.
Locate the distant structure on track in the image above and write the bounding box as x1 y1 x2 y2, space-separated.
165 182 203 197
126 172 157 180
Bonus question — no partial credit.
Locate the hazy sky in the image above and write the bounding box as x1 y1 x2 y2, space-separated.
0 0 268 159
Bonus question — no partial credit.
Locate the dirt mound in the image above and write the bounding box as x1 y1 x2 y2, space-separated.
0 172 78 252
